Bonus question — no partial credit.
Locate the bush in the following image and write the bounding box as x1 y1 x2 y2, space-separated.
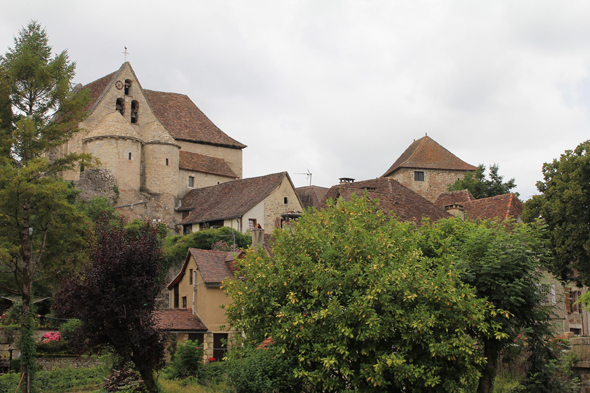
0 364 108 393
197 360 226 387
59 318 81 342
224 346 301 393
164 339 203 379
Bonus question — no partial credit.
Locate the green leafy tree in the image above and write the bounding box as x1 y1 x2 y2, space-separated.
418 218 555 393
0 21 94 392
224 196 501 392
448 164 517 198
164 227 251 268
523 140 590 285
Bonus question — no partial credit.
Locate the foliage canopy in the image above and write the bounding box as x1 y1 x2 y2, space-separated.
448 164 517 199
523 140 590 285
224 196 501 392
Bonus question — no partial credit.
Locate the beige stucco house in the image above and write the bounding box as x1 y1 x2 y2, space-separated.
166 248 242 361
178 172 303 234
58 62 245 228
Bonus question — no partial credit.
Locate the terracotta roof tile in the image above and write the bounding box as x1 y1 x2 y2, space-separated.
296 186 329 210
189 249 236 286
320 178 450 224
180 172 292 225
179 151 238 179
80 70 118 113
383 136 477 177
434 190 475 207
144 90 246 149
462 193 523 221
154 308 207 331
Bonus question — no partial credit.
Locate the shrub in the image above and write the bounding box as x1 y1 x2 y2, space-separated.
59 318 81 342
224 346 301 393
197 360 226 387
164 339 203 379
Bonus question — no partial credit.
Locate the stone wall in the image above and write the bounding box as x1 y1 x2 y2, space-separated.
263 176 303 231
37 356 101 371
142 143 180 195
388 168 468 202
75 168 118 203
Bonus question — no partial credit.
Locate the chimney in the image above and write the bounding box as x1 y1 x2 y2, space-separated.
445 204 465 220
251 228 265 249
339 177 355 184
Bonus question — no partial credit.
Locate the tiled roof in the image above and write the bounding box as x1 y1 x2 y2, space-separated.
154 308 207 331
296 186 329 210
383 136 477 177
462 193 523 221
320 178 450 224
179 151 238 179
82 111 141 142
434 190 475 207
144 90 246 149
80 70 118 113
167 249 237 289
180 172 293 225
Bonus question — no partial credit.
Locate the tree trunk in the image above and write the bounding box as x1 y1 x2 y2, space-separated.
477 339 501 393
136 365 158 393
19 213 33 393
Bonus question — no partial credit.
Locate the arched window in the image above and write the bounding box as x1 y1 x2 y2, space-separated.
131 100 139 124
124 79 132 95
116 98 125 115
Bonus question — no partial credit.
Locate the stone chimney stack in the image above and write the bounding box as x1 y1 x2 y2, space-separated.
444 204 465 220
251 228 265 249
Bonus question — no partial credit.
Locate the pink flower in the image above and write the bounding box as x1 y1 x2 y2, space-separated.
41 331 61 343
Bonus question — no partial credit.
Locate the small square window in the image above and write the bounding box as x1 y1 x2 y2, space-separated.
188 176 194 187
249 219 257 230
414 171 424 181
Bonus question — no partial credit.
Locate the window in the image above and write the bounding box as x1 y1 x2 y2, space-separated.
248 219 257 230
284 197 288 204
189 269 193 285
213 333 228 361
128 152 132 160
182 296 187 309
188 176 195 187
188 333 204 345
539 284 556 306
414 171 425 181
173 284 179 308
183 225 192 235
124 79 132 95
116 98 125 115
166 158 169 166
131 100 139 124
572 290 582 314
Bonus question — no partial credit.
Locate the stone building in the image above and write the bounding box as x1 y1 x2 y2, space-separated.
382 136 477 202
59 62 245 228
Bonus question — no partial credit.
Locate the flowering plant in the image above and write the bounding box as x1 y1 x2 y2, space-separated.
41 331 61 343
208 357 216 362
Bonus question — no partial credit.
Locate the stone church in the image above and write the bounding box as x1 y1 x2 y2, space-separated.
59 62 246 228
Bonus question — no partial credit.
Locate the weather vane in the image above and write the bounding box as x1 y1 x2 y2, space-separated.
123 46 129 62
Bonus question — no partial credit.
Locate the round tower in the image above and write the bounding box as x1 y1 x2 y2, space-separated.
82 111 142 192
140 121 180 195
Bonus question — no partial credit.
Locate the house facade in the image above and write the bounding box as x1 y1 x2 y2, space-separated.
167 248 240 361
58 62 245 228
179 172 303 234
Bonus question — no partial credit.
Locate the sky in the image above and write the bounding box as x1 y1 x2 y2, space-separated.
2 0 590 200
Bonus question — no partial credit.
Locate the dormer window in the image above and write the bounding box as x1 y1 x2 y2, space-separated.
116 98 125 115
131 100 139 124
124 79 132 95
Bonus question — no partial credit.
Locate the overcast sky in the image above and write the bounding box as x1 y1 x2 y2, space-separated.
2 1 590 200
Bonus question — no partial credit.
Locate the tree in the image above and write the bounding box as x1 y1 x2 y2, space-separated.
0 21 94 392
53 216 166 392
418 218 554 393
448 164 517 198
523 140 590 285
224 196 501 392
163 227 251 269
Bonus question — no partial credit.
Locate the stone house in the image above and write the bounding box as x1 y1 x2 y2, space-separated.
382 135 477 202
58 62 245 228
166 248 241 361
178 172 304 234
434 190 523 222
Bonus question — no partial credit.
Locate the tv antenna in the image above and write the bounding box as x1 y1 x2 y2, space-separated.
294 169 312 186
